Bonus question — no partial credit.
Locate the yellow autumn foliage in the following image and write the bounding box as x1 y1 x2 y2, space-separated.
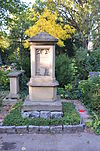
0 35 9 52
25 9 75 48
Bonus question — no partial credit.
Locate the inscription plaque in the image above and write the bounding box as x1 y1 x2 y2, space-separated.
36 49 50 76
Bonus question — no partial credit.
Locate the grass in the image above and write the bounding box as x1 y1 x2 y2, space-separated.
3 102 81 126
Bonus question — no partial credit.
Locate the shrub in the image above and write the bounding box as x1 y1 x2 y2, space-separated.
15 56 30 78
75 48 92 80
79 76 100 116
75 47 100 80
55 54 75 87
86 113 100 135
90 47 100 71
92 113 100 135
58 81 82 100
0 64 17 90
0 91 9 110
0 69 10 90
21 56 30 78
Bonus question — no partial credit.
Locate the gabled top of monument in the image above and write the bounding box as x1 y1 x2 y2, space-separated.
28 32 58 43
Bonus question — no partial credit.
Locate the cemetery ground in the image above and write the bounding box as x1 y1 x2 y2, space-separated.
0 91 100 151
0 89 95 131
1 1 100 150
0 94 81 126
0 80 100 151
0 132 100 151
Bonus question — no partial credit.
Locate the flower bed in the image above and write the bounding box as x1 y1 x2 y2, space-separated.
3 102 81 126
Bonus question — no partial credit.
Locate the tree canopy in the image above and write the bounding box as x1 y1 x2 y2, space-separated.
25 9 75 47
0 0 100 65
46 0 100 48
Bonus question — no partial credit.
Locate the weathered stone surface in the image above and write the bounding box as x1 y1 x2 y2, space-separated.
0 126 15 134
7 70 24 77
23 96 62 112
0 126 6 133
77 124 85 132
28 125 39 133
16 126 28 134
0 124 85 134
21 111 31 118
3 70 24 107
29 32 58 43
71 125 83 133
40 111 50 119
63 125 73 133
30 111 39 118
50 125 62 134
22 32 62 114
22 110 63 119
39 126 50 134
3 98 18 106
63 124 85 133
5 126 15 134
51 112 63 119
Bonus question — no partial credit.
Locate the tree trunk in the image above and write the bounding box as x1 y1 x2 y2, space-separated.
88 31 93 51
82 37 88 49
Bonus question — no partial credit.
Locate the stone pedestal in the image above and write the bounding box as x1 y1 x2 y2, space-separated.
3 70 24 106
22 32 62 118
23 95 62 112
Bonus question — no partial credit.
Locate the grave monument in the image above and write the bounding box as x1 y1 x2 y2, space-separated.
22 32 62 118
3 70 23 105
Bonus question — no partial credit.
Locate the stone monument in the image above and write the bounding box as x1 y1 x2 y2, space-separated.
3 70 24 105
22 32 62 118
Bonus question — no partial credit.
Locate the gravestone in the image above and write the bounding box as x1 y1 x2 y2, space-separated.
89 72 100 78
3 70 24 105
22 32 62 118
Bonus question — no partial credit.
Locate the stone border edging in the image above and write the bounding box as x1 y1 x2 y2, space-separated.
0 124 85 134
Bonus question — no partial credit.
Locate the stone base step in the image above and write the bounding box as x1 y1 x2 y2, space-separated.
22 95 62 112
21 110 63 119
